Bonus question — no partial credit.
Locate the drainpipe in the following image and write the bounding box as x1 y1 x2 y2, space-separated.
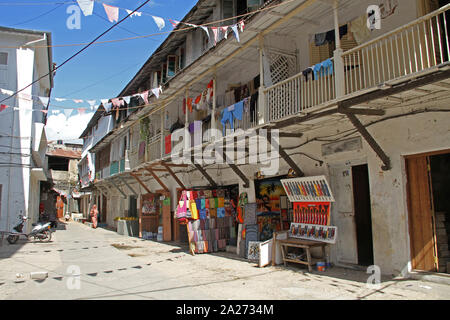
333 0 346 98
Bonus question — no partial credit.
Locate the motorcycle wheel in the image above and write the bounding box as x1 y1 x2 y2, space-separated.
7 235 19 244
41 230 52 242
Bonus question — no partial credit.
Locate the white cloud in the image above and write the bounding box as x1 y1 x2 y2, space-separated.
45 112 93 141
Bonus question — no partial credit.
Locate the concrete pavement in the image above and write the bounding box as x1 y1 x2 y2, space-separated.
1 221 450 300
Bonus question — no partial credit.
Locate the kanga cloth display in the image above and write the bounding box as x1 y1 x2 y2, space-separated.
243 203 257 225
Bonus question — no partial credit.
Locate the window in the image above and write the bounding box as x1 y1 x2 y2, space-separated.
167 55 178 78
0 52 7 85
47 156 69 171
222 0 235 25
0 52 7 65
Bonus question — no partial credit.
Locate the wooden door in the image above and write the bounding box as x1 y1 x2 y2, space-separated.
406 156 437 271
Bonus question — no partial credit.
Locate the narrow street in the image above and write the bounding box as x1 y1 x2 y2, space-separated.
1 221 449 300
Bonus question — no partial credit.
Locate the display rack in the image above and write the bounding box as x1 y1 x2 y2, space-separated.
281 175 335 202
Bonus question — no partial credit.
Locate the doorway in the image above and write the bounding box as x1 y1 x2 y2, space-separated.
406 151 450 273
101 195 107 223
352 164 375 266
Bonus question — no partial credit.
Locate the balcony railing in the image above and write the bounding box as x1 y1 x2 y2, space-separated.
264 59 336 122
147 134 162 162
342 5 450 96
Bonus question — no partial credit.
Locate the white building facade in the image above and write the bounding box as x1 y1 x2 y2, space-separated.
0 26 53 232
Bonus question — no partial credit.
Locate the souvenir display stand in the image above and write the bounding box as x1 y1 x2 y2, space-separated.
276 175 337 271
175 188 237 254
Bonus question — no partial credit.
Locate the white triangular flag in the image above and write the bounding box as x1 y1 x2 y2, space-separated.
211 27 219 45
151 88 160 99
0 88 14 96
55 98 67 102
87 99 97 108
126 9 142 17
63 109 73 118
200 26 210 40
220 26 229 39
152 16 165 30
123 96 131 105
39 96 49 106
77 0 94 17
101 99 109 105
51 109 60 115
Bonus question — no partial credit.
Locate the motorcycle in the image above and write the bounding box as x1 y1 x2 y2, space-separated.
6 215 53 244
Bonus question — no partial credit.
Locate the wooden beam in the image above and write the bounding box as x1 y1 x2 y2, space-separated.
161 162 186 189
337 106 386 116
119 176 137 196
145 167 169 193
130 173 152 194
109 181 127 199
345 113 391 171
194 163 217 188
267 131 305 177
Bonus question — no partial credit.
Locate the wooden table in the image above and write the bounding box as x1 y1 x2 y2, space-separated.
278 238 327 272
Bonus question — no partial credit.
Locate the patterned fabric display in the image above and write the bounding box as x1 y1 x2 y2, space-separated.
244 203 257 225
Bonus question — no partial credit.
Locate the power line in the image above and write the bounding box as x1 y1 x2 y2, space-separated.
8 3 65 27
0 0 153 106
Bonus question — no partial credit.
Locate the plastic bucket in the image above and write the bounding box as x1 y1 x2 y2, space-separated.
316 261 326 272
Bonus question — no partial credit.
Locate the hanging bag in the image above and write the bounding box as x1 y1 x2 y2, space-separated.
176 191 188 219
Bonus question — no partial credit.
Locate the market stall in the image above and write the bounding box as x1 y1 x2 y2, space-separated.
140 191 171 241
275 175 337 270
175 185 239 254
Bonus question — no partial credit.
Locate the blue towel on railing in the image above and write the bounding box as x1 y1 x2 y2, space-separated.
313 58 334 79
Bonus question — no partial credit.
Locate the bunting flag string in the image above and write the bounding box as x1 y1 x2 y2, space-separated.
73 0 246 45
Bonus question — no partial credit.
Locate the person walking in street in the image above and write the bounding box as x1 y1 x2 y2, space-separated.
90 204 99 229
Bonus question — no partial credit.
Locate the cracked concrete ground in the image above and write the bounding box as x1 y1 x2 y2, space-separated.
0 221 449 300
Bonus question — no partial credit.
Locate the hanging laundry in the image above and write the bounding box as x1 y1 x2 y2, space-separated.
111 98 124 108
187 97 193 113
73 99 84 103
314 32 328 46
302 67 314 82
103 4 119 23
40 109 48 114
0 104 9 112
313 58 334 79
152 16 165 30
350 14 371 45
77 0 94 16
77 108 86 115
221 100 244 135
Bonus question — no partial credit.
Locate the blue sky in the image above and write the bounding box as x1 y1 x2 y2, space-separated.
1 0 197 141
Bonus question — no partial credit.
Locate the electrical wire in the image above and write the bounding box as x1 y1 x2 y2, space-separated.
0 0 153 106
8 3 65 27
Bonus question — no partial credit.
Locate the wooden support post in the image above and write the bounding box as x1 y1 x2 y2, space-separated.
146 167 169 193
267 130 305 177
